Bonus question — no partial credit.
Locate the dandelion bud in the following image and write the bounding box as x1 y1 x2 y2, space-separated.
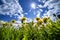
11 20 16 23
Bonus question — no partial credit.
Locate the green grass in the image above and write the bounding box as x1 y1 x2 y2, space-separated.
0 19 60 40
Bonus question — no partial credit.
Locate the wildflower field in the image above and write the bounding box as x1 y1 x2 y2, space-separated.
0 17 60 40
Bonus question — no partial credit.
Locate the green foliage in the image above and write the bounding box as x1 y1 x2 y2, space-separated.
0 19 60 40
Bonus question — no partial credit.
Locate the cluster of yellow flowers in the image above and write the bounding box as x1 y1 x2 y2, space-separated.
2 22 9 27
1 17 50 28
35 17 50 26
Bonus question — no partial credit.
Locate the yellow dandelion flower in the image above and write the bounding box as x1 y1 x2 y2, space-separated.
2 22 9 27
2 23 6 27
11 20 16 23
21 17 26 23
37 19 43 26
35 17 40 21
43 17 48 23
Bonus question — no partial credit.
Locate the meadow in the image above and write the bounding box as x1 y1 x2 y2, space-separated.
0 17 60 40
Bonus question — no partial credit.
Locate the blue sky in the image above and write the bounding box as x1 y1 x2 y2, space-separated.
0 0 60 22
19 0 48 18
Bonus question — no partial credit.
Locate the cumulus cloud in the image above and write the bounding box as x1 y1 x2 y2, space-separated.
0 0 59 22
43 0 60 21
44 0 60 10
0 0 24 18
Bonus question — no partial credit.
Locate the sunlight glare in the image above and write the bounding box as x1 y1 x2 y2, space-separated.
31 3 36 9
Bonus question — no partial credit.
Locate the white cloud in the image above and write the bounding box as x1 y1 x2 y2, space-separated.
25 18 32 23
13 23 22 28
38 0 46 3
36 11 41 17
43 0 60 21
17 15 24 20
39 9 43 12
0 0 24 18
44 0 60 11
16 20 21 24
38 4 43 8
24 13 28 15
